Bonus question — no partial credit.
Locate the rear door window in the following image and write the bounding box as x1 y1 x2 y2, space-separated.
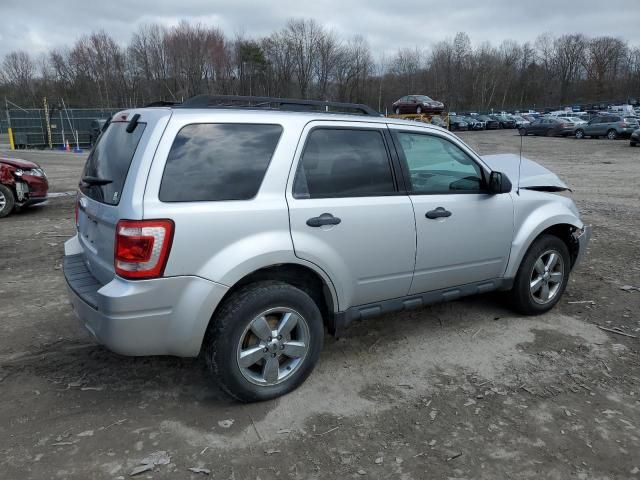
159 123 282 202
80 121 146 205
293 128 396 199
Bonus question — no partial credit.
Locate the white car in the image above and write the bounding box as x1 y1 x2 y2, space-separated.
559 116 588 126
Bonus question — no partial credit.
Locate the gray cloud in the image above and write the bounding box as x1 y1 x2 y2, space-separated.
1 0 639 60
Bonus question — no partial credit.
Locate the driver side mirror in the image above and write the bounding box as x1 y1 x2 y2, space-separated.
488 171 512 194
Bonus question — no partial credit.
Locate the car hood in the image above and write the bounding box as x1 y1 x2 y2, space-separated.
481 154 568 189
0 156 40 169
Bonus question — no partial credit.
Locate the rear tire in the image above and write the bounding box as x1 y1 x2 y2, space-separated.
416 106 422 114
575 129 584 139
518 128 527 136
631 141 637 147
0 184 15 218
607 129 617 140
204 281 324 402
509 234 571 315
394 107 400 115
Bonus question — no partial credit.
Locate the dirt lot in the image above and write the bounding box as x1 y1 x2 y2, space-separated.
1 131 639 479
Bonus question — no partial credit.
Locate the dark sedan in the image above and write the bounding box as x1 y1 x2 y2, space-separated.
461 116 485 130
448 115 469 131
477 115 500 129
392 95 445 114
519 118 576 137
490 115 517 129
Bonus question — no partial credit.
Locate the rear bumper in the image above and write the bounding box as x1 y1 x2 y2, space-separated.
63 235 229 357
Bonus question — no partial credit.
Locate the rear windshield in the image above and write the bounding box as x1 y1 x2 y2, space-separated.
80 122 146 205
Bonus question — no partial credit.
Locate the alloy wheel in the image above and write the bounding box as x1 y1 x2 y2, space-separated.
607 130 617 140
529 250 564 305
0 190 6 211
236 307 310 386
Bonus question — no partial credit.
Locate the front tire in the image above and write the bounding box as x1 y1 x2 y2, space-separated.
416 106 422 114
0 184 15 218
509 234 571 315
204 281 324 402
394 107 400 115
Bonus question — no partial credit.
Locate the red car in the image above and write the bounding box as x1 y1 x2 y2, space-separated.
392 95 445 114
0 156 49 218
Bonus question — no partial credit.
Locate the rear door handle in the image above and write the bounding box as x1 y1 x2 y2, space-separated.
307 213 341 227
425 207 452 219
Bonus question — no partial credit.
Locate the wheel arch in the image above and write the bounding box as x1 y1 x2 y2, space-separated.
505 210 583 280
208 262 340 338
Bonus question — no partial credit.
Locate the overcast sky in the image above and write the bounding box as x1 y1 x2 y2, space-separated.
1 0 639 59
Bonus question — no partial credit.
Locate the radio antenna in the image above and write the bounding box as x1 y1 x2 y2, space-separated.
517 130 523 195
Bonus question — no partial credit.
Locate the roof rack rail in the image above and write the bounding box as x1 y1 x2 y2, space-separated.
144 100 181 107
177 94 381 117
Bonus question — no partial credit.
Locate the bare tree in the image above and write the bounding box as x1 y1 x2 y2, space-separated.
554 34 587 104
285 19 322 98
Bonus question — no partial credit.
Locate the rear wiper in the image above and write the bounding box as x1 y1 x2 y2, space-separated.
81 176 113 186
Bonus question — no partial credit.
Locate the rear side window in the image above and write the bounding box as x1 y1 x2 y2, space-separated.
81 122 146 205
293 128 395 199
159 124 282 202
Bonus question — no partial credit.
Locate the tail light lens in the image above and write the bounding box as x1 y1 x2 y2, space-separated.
621 122 629 127
115 219 174 279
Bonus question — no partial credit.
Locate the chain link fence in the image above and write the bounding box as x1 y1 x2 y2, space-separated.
6 107 122 149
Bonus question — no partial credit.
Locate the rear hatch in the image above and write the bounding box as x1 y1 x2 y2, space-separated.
76 109 169 285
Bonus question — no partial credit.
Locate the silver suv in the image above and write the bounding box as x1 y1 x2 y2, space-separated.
64 95 591 402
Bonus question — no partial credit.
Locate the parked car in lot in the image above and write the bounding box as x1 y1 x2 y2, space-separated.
519 117 576 137
575 115 639 139
630 128 640 146
461 116 485 130
392 95 445 114
511 115 531 128
558 116 587 126
0 156 49 218
478 115 500 129
490 114 517 129
64 95 591 402
448 115 469 131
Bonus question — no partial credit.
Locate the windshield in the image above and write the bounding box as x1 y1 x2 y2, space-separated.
80 121 146 205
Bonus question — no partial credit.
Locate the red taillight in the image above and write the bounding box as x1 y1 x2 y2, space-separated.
621 122 629 127
115 219 174 280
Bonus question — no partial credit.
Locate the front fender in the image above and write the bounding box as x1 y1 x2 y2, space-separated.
505 194 583 279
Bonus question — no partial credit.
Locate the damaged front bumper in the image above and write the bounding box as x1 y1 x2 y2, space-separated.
573 225 592 269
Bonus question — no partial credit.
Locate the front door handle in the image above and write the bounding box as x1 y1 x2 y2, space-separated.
425 207 452 219
307 213 342 227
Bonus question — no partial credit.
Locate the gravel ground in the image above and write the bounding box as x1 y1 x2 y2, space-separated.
1 130 639 479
